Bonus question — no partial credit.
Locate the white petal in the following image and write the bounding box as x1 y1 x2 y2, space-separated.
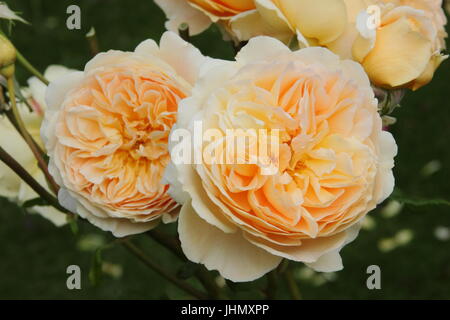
293 46 341 69
230 9 292 43
162 159 190 204
375 131 397 203
157 31 207 85
306 250 343 272
307 223 361 272
178 201 282 282
0 3 28 23
76 203 159 237
45 71 84 112
254 0 293 36
57 188 78 213
245 229 347 263
31 206 68 227
154 0 211 35
236 36 290 64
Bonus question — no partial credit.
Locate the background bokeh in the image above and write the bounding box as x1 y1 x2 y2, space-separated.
0 0 449 299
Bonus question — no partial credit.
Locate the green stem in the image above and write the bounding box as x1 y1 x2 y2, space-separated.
284 268 302 300
178 23 190 43
6 76 59 194
15 50 49 85
265 270 278 300
146 230 226 299
122 239 207 300
0 146 66 212
147 229 185 260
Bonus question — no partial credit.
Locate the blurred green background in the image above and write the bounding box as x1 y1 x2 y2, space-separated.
0 0 449 300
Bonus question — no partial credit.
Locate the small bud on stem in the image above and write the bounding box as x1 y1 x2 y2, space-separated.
0 33 16 78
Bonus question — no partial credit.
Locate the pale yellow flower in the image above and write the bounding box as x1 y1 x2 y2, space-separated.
41 32 208 237
329 0 448 89
167 37 397 281
0 66 72 226
231 0 349 45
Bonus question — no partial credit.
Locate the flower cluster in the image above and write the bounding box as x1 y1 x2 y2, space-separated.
157 0 448 90
0 0 447 283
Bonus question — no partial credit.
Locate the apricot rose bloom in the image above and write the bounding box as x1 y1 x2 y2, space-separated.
167 37 397 281
41 32 208 237
328 0 448 89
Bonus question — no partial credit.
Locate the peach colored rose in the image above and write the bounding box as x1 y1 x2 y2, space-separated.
329 0 448 90
166 37 397 281
41 32 208 237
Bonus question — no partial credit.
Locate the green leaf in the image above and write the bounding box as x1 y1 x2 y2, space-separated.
22 197 49 208
391 189 450 207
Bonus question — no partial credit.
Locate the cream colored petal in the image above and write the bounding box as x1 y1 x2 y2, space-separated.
57 188 79 213
0 120 35 198
305 250 343 272
306 222 361 272
135 32 206 86
31 206 68 227
76 204 160 237
276 0 348 44
162 159 190 204
410 53 448 90
28 65 76 110
374 131 397 204
245 229 348 263
340 59 372 89
84 50 132 73
293 46 341 69
157 31 208 85
45 71 84 112
230 9 292 43
326 23 359 59
133 38 159 56
178 201 282 282
236 36 290 64
255 0 293 33
154 0 212 35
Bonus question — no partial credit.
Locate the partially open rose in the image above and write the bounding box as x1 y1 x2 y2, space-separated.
328 0 448 89
41 32 207 237
167 37 397 281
